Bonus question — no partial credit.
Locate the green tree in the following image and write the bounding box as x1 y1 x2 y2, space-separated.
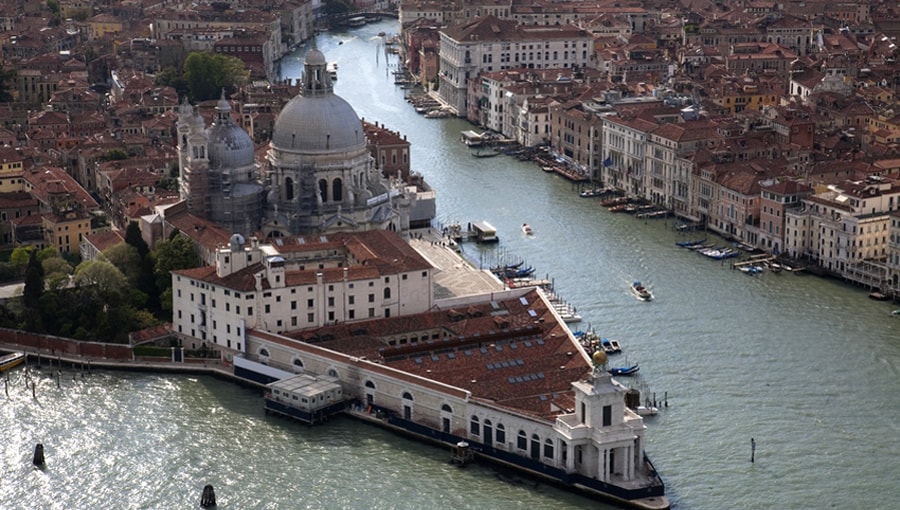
152 234 200 312
154 66 188 98
10 246 35 270
102 242 142 287
42 255 73 291
73 259 129 303
183 52 249 102
124 221 150 259
22 250 44 310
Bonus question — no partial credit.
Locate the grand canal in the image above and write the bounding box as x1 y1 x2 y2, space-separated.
2 19 900 509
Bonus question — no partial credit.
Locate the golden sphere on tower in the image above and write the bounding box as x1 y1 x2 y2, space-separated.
592 350 607 366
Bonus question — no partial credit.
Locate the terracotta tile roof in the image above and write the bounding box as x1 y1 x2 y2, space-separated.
284 288 591 421
24 166 99 210
83 229 126 252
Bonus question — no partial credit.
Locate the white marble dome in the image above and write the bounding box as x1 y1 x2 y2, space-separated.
271 49 365 154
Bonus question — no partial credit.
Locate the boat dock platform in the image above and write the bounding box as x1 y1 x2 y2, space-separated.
732 254 776 270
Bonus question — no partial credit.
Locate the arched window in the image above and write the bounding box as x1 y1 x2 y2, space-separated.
383 287 391 300
285 177 294 201
327 368 339 378
544 438 554 459
332 178 343 201
292 358 303 373
517 430 527 450
365 381 376 389
470 415 480 435
318 179 327 203
530 434 540 460
259 348 270 358
402 392 413 420
441 404 452 413
496 423 506 444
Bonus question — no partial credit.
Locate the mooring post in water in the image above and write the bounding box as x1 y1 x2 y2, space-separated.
200 484 216 507
33 444 45 467
664 391 668 407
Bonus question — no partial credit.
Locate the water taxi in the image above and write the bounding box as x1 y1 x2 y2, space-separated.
0 351 25 372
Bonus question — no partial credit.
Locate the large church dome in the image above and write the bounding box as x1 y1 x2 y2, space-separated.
208 95 255 169
271 49 365 154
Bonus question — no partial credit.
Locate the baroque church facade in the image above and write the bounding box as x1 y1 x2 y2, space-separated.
177 49 415 239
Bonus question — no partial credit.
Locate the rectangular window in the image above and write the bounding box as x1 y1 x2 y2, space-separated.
602 405 612 427
307 313 314 322
265 304 271 313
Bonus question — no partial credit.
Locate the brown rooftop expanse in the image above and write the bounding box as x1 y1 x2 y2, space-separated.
284 288 589 420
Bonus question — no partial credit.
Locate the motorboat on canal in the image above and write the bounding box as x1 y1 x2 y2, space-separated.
631 281 653 301
522 223 533 235
0 351 25 372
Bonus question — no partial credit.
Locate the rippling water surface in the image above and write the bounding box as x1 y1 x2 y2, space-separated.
3 19 899 510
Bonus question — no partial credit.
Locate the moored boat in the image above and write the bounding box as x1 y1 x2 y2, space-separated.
608 364 640 376
635 405 659 417
600 338 622 354
0 351 25 372
676 238 706 247
631 281 653 301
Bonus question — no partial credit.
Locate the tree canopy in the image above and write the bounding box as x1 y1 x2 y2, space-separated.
183 52 249 102
153 233 200 312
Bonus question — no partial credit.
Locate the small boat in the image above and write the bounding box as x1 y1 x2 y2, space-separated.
608 364 639 376
522 223 533 235
579 188 609 198
0 351 25 372
892 309 900 317
472 149 501 158
676 238 706 247
631 281 653 301
869 291 889 301
635 405 659 417
600 338 622 354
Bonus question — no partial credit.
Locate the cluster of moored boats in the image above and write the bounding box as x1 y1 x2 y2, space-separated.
574 331 645 386
676 238 741 260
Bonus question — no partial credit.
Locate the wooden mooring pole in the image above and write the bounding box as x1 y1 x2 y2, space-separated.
200 484 217 508
33 443 45 467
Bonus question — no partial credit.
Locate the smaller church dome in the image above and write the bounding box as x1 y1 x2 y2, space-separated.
208 95 255 169
305 49 327 66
